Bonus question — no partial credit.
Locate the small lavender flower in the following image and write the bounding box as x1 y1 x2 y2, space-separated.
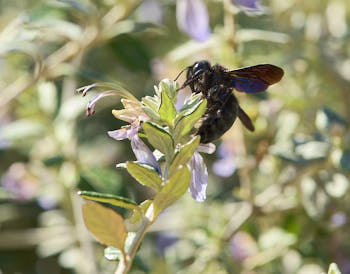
176 0 211 42
231 0 264 14
189 143 215 201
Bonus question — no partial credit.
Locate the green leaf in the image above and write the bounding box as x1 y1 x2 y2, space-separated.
79 167 122 194
78 191 140 213
104 232 136 261
129 199 153 224
169 136 200 175
159 79 178 103
143 122 174 162
82 201 127 250
159 91 177 126
174 99 207 142
126 162 162 191
328 263 342 274
152 166 191 218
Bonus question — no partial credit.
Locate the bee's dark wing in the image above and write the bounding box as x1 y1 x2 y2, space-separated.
227 64 284 93
237 106 255 132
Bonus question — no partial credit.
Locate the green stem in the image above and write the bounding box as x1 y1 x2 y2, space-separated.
114 217 151 274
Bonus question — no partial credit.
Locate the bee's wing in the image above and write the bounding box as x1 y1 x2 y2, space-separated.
238 106 255 132
227 64 284 93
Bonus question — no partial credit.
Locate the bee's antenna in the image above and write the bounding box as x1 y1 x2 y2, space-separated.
174 67 189 82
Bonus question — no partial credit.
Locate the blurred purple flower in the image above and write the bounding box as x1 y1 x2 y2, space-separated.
156 233 179 255
189 143 215 202
176 0 211 42
1 163 37 201
231 0 264 14
138 0 163 24
229 231 258 262
213 157 236 177
212 142 237 177
37 195 57 210
331 212 347 227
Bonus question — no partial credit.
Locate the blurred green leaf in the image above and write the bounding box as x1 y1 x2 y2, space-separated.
328 263 342 274
82 201 127 249
295 141 330 161
143 122 174 162
301 177 328 219
126 162 162 191
79 167 122 194
169 136 200 175
109 34 151 73
78 191 140 212
325 173 349 198
316 107 347 132
152 166 191 218
340 150 350 171
0 119 45 141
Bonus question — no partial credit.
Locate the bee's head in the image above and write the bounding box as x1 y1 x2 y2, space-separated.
187 60 211 80
175 60 211 91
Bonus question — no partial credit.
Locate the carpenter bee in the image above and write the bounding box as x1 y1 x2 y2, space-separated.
176 61 284 143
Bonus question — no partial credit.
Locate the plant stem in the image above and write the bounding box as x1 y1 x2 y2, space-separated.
115 217 151 274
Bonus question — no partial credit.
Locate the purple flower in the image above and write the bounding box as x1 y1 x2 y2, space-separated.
156 233 179 255
137 0 163 24
1 163 38 201
229 231 258 262
108 122 161 174
188 143 215 202
231 0 264 14
176 0 211 42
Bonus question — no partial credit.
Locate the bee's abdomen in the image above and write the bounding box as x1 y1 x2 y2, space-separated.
197 87 238 143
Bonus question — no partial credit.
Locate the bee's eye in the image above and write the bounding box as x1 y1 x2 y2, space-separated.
193 61 210 75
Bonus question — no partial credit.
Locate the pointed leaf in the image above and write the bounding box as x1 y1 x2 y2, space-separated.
174 99 207 141
143 122 174 162
152 166 191 217
78 191 140 213
126 162 162 190
169 136 200 175
82 202 127 249
159 91 177 126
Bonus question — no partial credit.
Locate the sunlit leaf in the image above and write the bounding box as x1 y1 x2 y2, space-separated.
126 162 162 190
174 99 207 142
169 136 200 175
152 166 191 217
158 91 177 126
143 122 174 162
82 202 127 249
79 191 140 212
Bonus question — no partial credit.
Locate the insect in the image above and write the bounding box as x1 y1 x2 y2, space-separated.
177 61 284 143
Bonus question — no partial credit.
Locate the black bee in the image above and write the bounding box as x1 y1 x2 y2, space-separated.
177 61 284 143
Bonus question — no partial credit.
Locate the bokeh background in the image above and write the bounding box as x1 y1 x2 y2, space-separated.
0 0 349 273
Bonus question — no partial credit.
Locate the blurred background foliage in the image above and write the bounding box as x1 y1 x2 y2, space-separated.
0 0 349 273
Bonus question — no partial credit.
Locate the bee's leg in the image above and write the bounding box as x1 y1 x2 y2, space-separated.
237 106 255 131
